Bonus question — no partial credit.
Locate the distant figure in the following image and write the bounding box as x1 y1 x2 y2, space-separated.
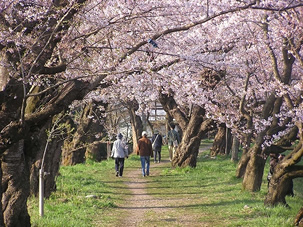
111 133 128 177
167 123 181 161
151 130 163 163
136 131 153 177
267 153 294 196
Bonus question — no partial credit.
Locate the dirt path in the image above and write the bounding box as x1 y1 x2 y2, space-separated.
118 161 173 226
114 160 205 227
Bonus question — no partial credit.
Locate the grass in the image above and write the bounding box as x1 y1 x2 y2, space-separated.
148 150 303 227
28 160 119 227
28 143 303 226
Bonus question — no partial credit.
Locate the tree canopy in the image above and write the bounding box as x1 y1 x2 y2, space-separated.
0 0 303 225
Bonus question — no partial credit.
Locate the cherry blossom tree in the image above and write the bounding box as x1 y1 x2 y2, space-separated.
1 0 303 225
88 1 303 203
0 1 93 225
73 0 302 194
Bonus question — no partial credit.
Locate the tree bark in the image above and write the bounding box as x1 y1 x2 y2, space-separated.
225 128 232 155
236 151 250 178
85 141 107 161
264 140 303 206
242 94 284 191
241 38 297 192
210 123 228 156
264 173 294 206
27 119 64 198
242 145 266 191
171 105 204 167
294 207 303 227
0 1 98 225
231 136 240 161
0 78 101 226
61 102 93 165
0 161 3 227
2 141 30 227
126 99 143 153
159 91 215 167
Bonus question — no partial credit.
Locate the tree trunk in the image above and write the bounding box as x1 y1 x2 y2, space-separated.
172 134 201 167
236 151 250 178
264 173 294 206
159 91 214 167
264 140 303 206
2 141 30 227
61 103 93 165
210 124 226 156
235 128 252 178
0 78 103 225
225 128 232 155
172 105 203 167
85 141 107 161
27 120 63 198
0 2 92 225
231 136 239 161
294 207 303 227
241 94 282 191
242 145 266 191
0 164 4 227
173 110 214 167
146 112 154 134
126 99 143 152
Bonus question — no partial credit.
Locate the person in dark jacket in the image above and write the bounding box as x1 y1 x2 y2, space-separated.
151 130 163 163
167 123 181 161
136 131 153 177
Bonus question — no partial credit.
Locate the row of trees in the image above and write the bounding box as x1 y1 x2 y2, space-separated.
0 0 302 226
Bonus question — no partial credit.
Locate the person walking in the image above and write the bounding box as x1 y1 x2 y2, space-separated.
151 130 163 163
167 123 181 161
111 133 128 177
136 131 153 177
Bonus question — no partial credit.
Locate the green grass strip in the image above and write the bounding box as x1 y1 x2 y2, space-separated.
28 144 303 226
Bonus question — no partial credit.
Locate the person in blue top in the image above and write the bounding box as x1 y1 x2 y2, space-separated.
111 133 128 177
151 130 163 163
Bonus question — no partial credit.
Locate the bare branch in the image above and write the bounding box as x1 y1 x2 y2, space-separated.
119 2 257 62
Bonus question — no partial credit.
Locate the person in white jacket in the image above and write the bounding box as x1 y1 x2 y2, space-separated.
111 133 128 177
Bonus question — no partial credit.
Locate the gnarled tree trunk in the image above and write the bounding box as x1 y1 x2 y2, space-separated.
210 124 225 156
264 173 294 206
172 106 204 167
62 102 94 165
242 145 266 191
159 91 215 167
210 123 231 156
0 79 97 226
2 141 30 227
264 139 303 206
0 1 98 225
241 93 283 191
